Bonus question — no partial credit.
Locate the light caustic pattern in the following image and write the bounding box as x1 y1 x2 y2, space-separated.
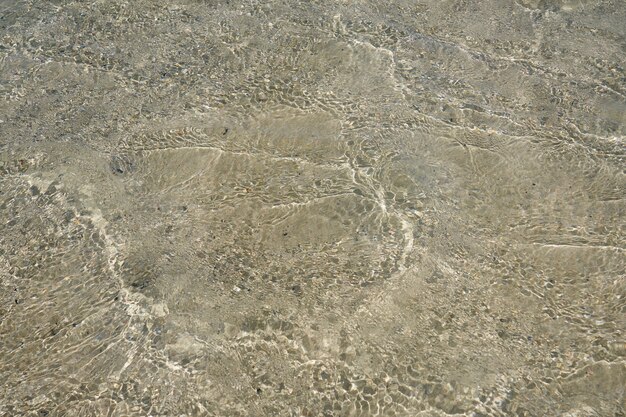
0 0 624 416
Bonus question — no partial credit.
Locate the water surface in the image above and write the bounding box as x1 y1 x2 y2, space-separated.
1 0 625 415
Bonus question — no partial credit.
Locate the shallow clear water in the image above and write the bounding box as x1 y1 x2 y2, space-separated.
1 0 625 416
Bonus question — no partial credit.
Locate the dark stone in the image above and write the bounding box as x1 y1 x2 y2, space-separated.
291 284 302 296
44 185 57 195
63 210 75 223
110 155 135 175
